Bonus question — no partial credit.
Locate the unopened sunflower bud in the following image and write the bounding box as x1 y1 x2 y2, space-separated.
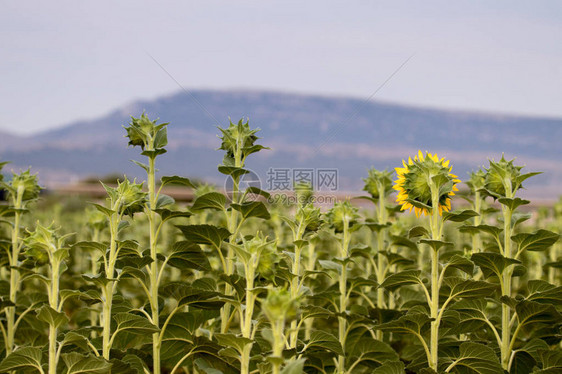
295 203 322 233
7 169 42 202
484 156 524 198
124 113 168 152
262 288 298 323
326 201 359 233
363 168 393 199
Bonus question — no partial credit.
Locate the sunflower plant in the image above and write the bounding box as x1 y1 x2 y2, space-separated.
1 122 562 374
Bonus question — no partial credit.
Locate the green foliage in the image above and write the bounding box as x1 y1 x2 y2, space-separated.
0 121 560 374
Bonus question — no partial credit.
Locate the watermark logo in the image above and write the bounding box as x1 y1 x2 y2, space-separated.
223 167 339 205
223 169 261 202
266 168 338 191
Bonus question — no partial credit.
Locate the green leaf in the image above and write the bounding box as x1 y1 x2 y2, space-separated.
231 201 271 220
471 252 521 279
91 203 115 217
191 192 227 211
215 333 253 355
442 209 479 223
71 241 107 254
346 334 399 366
409 226 429 239
303 330 343 356
176 224 231 249
379 251 415 268
527 280 562 305
0 347 44 373
376 312 431 335
512 229 560 252
510 339 549 374
154 194 175 209
217 166 249 179
372 361 405 374
498 197 530 211
160 282 227 310
390 235 418 251
515 300 562 330
131 159 149 173
244 186 271 199
36 304 68 329
459 224 502 239
365 222 392 233
444 278 497 299
280 358 306 374
443 254 474 276
536 349 562 372
419 239 453 252
160 176 196 188
154 208 192 222
113 313 160 336
62 352 112 374
380 270 423 291
167 241 211 271
442 342 502 373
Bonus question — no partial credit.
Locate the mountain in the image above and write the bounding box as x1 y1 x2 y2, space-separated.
1 89 561 200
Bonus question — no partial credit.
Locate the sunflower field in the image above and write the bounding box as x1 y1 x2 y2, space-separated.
0 115 560 374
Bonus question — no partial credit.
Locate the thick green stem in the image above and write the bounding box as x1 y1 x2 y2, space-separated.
48 259 60 374
48 325 57 374
90 230 100 337
240 259 256 374
221 148 242 334
102 214 119 360
500 205 513 370
102 285 113 360
472 191 482 254
429 182 441 371
337 220 351 373
288 224 305 348
147 156 161 374
271 319 284 374
6 186 24 354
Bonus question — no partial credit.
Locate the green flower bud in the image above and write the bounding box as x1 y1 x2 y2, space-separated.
24 223 68 265
326 201 359 233
5 169 42 202
104 178 147 216
295 203 322 233
124 113 168 152
466 169 486 194
484 156 529 198
363 168 393 199
294 181 314 206
218 119 266 165
262 288 298 323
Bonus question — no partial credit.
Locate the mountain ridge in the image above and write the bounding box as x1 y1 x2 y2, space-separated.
1 89 561 199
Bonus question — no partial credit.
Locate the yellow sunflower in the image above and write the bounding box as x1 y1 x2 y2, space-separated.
394 150 460 217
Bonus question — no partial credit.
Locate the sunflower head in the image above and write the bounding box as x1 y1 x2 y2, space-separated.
326 201 360 233
466 169 486 195
394 150 460 217
5 169 43 202
262 287 299 324
484 156 526 198
124 113 168 152
363 168 393 199
24 223 69 266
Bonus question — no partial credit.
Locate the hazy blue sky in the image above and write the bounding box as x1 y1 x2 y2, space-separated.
2 0 561 134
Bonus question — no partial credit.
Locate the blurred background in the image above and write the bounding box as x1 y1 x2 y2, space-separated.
1 0 561 201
